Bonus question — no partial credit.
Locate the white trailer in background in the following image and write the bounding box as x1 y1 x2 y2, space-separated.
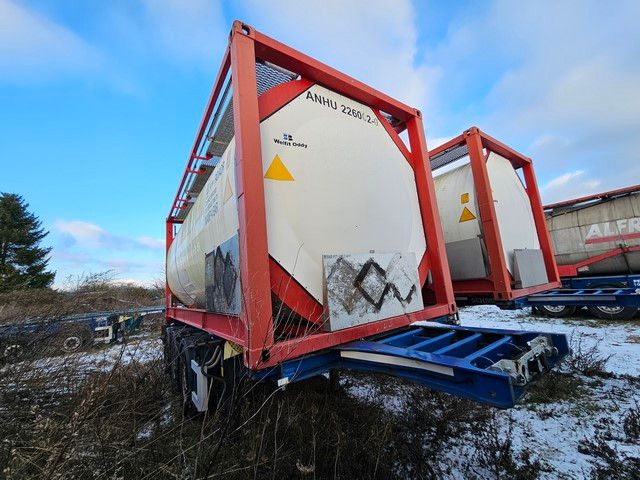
543 185 640 319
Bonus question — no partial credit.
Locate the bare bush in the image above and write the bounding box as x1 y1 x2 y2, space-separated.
623 401 640 442
582 434 640 480
566 336 612 378
524 371 585 404
472 413 543 480
0 271 163 327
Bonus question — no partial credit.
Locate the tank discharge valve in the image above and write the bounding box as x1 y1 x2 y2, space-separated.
489 336 558 386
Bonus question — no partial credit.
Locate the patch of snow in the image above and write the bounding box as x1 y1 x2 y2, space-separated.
343 375 412 414
0 333 163 396
136 402 174 441
453 305 640 377
496 376 636 479
414 306 639 478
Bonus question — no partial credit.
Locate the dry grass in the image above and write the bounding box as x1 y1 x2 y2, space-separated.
4 276 634 479
0 272 163 326
2 352 540 480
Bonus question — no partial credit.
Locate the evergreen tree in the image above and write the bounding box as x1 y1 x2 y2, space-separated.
0 193 55 291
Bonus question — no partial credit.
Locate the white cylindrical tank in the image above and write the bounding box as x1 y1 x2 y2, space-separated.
433 152 540 280
167 83 427 309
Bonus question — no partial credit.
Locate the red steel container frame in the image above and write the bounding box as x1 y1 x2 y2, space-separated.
165 21 456 370
428 127 561 301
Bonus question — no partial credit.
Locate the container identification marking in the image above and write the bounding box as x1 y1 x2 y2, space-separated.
273 132 307 149
305 90 379 127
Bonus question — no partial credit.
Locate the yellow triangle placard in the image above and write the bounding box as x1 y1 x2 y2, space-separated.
459 206 477 223
264 154 294 181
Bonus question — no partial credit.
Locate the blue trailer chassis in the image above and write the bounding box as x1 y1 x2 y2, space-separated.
252 323 569 409
522 287 640 308
454 275 640 310
0 306 165 348
513 273 640 309
560 273 640 290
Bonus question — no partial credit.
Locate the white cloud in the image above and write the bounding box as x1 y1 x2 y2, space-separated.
50 246 163 288
239 0 439 109
0 0 102 81
427 135 455 150
54 220 105 248
141 0 227 65
137 236 165 250
543 170 585 191
422 0 640 196
109 277 157 288
541 170 602 203
54 220 164 251
529 135 569 152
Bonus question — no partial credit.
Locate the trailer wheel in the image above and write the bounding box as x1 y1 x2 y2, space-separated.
53 325 92 353
586 283 638 320
536 305 577 318
588 305 638 321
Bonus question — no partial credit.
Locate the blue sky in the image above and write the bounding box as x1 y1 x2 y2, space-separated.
1 0 639 286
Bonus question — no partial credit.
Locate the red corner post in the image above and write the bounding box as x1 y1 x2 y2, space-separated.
407 114 456 312
229 23 274 368
522 162 560 285
465 128 512 300
165 219 174 310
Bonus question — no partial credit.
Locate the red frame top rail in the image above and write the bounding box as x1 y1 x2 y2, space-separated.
544 184 640 211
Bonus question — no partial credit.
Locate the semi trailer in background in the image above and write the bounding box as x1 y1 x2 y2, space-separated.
163 21 568 414
428 128 560 306
541 185 640 319
0 306 164 361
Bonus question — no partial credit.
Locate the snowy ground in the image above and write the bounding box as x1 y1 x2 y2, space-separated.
1 333 162 374
453 306 640 478
0 333 163 406
346 306 640 479
457 305 640 377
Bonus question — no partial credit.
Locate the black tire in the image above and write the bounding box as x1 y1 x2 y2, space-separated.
536 305 577 318
54 324 92 353
217 354 248 419
586 283 638 320
588 305 638 321
328 370 341 392
163 325 176 385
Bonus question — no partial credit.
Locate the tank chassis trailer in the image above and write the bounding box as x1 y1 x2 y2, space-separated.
428 131 640 316
163 21 569 415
